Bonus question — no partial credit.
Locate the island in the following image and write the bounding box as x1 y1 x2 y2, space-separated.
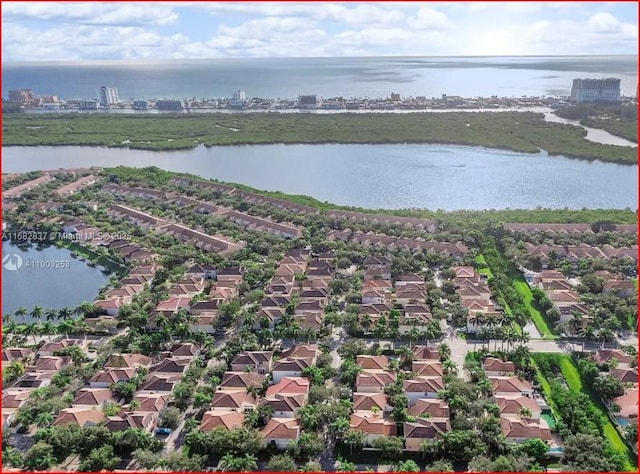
2 110 637 164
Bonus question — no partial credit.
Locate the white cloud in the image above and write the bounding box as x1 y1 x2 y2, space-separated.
196 2 406 26
1 2 637 60
2 2 178 26
407 7 449 30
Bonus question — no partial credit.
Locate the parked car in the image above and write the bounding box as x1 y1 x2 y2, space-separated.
155 427 172 436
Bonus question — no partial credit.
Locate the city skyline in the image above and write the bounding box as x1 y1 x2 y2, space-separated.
1 2 638 62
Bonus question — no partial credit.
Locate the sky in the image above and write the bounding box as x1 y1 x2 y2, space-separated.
1 2 638 61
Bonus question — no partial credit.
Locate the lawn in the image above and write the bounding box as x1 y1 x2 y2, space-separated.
475 253 521 334
511 275 556 339
557 355 636 470
474 254 493 278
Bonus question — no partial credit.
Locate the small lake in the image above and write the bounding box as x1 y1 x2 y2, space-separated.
1 242 110 318
2 144 637 210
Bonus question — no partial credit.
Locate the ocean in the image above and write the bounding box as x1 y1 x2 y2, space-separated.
2 55 638 101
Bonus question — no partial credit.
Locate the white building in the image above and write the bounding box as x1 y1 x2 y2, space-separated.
98 86 120 107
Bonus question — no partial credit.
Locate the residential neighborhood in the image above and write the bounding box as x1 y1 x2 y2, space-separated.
1 167 638 472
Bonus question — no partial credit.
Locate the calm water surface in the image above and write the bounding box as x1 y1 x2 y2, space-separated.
3 144 637 211
3 56 637 100
2 242 110 317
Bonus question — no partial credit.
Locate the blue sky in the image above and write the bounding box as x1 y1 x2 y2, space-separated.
2 2 638 61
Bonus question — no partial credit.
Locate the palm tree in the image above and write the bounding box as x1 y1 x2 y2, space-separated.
45 309 58 323
219 454 258 472
438 342 451 362
3 313 14 325
58 306 74 322
41 322 56 341
519 407 533 419
343 429 367 454
5 361 26 381
30 305 44 324
329 416 351 438
598 328 614 349
360 313 372 334
25 323 39 345
14 307 28 324
442 359 458 376
57 319 75 339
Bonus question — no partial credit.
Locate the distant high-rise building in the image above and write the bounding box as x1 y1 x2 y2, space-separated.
232 90 246 101
229 90 248 108
8 89 36 106
155 99 183 110
98 86 120 107
298 95 319 107
570 78 621 104
390 92 401 101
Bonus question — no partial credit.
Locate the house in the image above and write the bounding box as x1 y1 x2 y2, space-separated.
2 389 31 410
396 285 427 306
169 343 200 359
404 418 451 450
231 351 274 374
256 308 285 329
132 393 170 413
352 392 392 415
155 297 191 316
355 371 396 393
395 274 424 287
138 374 181 393
72 388 118 407
412 361 444 378
211 390 258 413
219 372 266 392
594 349 633 367
54 407 105 427
610 367 639 384
189 313 218 334
261 393 306 417
413 345 440 361
490 377 534 397
357 355 390 371
261 418 301 450
200 410 245 432
500 416 552 443
13 371 52 389
494 396 542 419
37 339 84 357
403 377 445 403
89 368 137 388
612 388 638 423
295 312 324 331
407 398 450 419
283 344 320 364
2 348 33 362
271 358 312 383
151 358 190 376
31 356 71 372
105 412 157 433
349 413 396 445
482 358 516 376
105 353 153 369
216 267 244 285
266 377 310 398
190 300 223 316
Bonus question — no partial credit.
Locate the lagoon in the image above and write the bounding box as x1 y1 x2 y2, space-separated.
1 241 110 317
2 144 637 211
